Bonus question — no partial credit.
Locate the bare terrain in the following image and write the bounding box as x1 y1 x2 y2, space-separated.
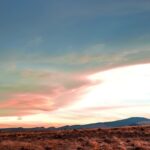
0 125 149 150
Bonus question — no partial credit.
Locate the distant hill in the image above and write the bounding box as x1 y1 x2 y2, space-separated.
0 117 150 132
60 117 150 130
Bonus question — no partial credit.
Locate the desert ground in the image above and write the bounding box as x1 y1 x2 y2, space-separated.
0 125 149 150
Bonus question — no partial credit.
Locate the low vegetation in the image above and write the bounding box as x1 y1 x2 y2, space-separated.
0 125 149 150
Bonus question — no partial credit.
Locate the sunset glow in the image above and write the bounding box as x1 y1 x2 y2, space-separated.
0 0 150 128
0 64 149 127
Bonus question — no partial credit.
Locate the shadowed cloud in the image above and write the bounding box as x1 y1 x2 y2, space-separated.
0 71 97 117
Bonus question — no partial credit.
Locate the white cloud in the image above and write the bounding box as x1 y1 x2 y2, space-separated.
71 63 150 108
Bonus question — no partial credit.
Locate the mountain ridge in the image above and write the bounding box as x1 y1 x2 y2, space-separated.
0 117 149 132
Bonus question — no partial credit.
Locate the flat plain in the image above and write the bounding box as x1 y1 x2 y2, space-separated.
0 125 149 150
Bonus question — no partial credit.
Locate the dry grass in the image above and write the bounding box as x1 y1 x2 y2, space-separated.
0 125 149 150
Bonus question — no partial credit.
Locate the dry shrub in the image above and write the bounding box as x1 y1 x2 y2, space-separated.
130 140 150 150
0 126 149 150
0 140 44 150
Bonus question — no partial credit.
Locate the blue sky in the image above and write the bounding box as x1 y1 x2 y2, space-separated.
0 0 150 127
0 0 150 70
1 0 150 53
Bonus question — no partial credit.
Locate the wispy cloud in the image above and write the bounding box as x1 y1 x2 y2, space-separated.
0 43 150 73
0 70 96 117
0 43 150 119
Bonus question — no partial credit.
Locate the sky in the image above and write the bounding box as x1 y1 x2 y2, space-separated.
0 0 150 128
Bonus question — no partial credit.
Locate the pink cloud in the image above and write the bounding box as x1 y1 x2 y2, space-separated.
0 94 55 116
1 67 102 115
0 73 97 117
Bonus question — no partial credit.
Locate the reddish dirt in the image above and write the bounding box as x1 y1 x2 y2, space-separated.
0 125 149 150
